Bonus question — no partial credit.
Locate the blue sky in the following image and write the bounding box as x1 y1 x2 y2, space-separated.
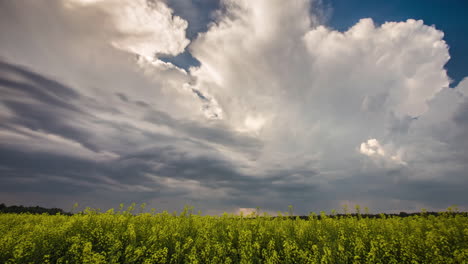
0 0 467 214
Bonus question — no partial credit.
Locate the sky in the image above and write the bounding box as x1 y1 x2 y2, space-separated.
0 0 467 215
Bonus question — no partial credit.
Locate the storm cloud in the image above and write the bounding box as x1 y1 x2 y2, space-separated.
0 0 467 214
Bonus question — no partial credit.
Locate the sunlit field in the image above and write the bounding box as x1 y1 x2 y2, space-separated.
2 2 468 263
1 205 466 263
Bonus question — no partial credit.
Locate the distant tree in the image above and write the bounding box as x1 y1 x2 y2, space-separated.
0 203 71 215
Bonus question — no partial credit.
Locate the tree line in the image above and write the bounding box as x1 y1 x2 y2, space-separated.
1 203 465 218
0 203 71 215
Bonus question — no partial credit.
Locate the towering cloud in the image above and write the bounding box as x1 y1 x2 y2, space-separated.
0 0 466 213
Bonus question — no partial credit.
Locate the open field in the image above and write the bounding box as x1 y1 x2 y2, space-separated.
0 207 467 264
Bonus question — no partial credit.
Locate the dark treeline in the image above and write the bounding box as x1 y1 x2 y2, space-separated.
1 203 466 219
0 203 72 215
270 211 468 220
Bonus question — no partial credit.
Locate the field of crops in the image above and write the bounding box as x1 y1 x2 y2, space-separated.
0 206 467 264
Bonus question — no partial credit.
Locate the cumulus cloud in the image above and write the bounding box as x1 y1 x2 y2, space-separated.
0 0 466 213
360 138 406 167
187 0 465 211
189 0 451 180
360 139 385 157
305 18 450 117
65 0 190 58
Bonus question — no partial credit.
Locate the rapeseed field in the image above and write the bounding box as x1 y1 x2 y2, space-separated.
0 205 466 263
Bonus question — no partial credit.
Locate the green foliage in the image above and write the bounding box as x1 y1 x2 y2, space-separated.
0 208 466 263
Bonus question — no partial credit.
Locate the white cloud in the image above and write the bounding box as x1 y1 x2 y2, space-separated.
189 0 451 181
303 18 449 118
65 0 190 59
360 138 406 168
242 114 266 133
0 0 467 212
360 139 385 157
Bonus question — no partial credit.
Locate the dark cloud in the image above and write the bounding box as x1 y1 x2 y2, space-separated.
0 146 102 194
332 169 466 204
0 0 467 215
0 61 80 100
0 61 102 152
1 61 466 213
0 60 268 212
